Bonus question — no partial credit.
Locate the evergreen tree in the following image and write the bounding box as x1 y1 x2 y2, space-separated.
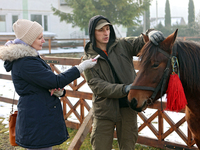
141 1 150 32
52 0 150 29
127 25 143 36
188 0 195 25
165 0 171 27
145 4 150 30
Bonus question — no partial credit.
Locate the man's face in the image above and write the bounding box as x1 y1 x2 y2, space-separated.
95 25 110 46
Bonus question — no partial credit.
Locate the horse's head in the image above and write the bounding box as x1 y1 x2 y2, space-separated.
128 29 178 112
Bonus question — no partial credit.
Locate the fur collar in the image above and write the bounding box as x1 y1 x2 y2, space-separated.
0 44 38 62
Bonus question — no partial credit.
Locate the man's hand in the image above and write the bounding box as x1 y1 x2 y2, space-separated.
125 84 132 94
148 30 165 45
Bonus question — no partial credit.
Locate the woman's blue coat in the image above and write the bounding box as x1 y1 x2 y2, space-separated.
1 44 80 148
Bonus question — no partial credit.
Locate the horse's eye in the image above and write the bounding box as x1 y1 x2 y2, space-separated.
152 63 159 68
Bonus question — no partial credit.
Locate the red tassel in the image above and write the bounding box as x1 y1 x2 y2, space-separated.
166 73 187 112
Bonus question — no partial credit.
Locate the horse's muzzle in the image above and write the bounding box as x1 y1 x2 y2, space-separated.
128 98 147 112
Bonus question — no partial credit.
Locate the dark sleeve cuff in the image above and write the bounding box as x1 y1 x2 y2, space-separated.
60 89 66 97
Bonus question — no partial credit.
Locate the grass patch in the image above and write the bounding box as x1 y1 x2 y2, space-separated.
0 117 162 150
0 121 163 150
0 117 15 150
53 128 92 150
53 128 163 150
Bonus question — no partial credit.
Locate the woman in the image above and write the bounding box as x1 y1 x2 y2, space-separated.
0 19 96 150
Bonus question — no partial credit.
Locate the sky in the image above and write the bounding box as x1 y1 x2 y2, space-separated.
150 0 200 24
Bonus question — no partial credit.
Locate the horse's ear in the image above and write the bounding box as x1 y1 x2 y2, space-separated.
160 29 178 52
142 33 149 43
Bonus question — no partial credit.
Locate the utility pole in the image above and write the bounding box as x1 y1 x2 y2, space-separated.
156 0 158 26
143 11 146 32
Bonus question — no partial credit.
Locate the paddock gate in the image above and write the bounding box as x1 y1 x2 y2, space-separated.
0 55 198 150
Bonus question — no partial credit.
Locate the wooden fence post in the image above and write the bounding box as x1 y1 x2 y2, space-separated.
68 108 93 150
48 39 51 54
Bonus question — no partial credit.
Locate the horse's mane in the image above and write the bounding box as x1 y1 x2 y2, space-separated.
138 40 200 93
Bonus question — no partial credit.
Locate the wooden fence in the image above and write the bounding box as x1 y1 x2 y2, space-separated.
0 36 89 53
1 36 200 54
0 56 198 150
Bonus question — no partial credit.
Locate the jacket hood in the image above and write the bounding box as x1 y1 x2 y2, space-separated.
88 15 116 54
0 44 38 72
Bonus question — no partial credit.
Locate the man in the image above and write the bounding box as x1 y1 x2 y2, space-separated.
82 15 164 150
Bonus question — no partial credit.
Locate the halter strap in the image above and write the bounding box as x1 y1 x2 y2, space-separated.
158 48 170 58
130 43 178 107
172 43 177 56
130 86 155 91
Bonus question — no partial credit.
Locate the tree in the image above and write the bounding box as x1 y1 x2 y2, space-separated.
165 0 171 27
188 0 195 25
188 0 196 35
127 25 143 36
52 0 150 29
145 5 150 30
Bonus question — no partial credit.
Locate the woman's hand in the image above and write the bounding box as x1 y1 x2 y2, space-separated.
49 88 64 97
76 59 97 73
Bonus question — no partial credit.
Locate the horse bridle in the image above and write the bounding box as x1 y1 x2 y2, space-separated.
130 43 178 106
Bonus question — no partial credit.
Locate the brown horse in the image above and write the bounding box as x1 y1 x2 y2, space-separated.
128 29 200 149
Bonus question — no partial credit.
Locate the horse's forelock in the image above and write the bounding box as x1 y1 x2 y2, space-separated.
139 42 160 69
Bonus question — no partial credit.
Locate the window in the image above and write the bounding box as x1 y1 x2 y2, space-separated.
31 15 48 31
44 15 48 31
12 15 18 31
85 27 89 36
31 15 42 25
12 15 18 24
60 0 67 5
0 15 6 32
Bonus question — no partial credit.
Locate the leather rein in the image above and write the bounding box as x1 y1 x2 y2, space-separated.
130 43 178 106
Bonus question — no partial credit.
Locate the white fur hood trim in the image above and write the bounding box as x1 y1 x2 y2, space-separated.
0 44 38 62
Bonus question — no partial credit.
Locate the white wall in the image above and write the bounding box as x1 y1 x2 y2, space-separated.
0 0 125 38
0 0 83 38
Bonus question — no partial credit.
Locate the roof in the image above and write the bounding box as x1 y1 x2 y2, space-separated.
0 32 57 40
150 17 186 28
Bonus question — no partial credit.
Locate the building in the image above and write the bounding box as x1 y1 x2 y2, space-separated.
150 17 186 28
0 0 126 39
